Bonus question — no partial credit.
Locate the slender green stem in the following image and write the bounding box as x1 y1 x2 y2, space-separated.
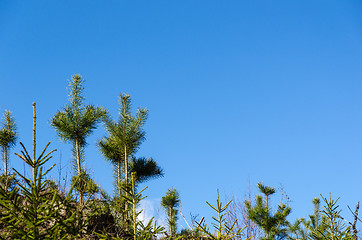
32 103 36 184
4 146 7 176
133 196 136 240
32 102 39 239
118 160 121 197
75 139 84 206
75 139 81 175
124 144 128 184
3 146 8 191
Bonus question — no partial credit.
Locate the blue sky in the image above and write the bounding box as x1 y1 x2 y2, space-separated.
1 0 362 229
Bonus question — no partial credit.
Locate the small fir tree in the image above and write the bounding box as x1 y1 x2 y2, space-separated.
195 189 248 240
124 173 164 239
0 103 78 239
311 194 352 240
95 173 164 239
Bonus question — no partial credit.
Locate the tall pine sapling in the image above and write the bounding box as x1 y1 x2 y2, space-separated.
51 74 106 205
0 110 17 190
161 188 180 238
99 93 149 197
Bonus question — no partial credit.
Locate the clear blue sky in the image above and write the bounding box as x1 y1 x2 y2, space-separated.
1 0 362 229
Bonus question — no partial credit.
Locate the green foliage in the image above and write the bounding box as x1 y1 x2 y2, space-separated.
130 157 163 184
99 93 149 196
98 93 161 235
161 188 181 238
177 228 203 240
195 189 248 240
51 74 105 174
71 171 100 201
310 194 352 240
286 218 305 240
51 75 105 148
245 183 291 240
125 173 148 239
95 173 164 239
0 173 16 191
0 110 17 179
1 74 360 240
305 198 327 239
0 103 78 239
288 198 328 240
51 74 106 204
257 183 276 200
0 110 17 149
124 173 165 239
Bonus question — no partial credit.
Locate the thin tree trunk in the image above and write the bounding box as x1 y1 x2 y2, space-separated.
75 139 84 238
32 102 39 239
133 198 137 240
352 202 359 240
32 103 36 184
124 145 128 184
266 195 269 239
124 144 129 225
4 146 7 176
3 146 8 191
75 139 84 205
75 139 81 175
118 160 121 197
169 207 172 238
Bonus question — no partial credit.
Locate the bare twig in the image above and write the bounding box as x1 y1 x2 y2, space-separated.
179 202 192 230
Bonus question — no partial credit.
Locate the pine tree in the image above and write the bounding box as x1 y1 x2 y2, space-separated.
0 110 17 190
161 188 180 238
245 183 291 240
98 93 149 196
51 74 106 205
99 93 163 235
297 198 327 240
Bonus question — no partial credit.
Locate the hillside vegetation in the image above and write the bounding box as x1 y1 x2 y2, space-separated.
0 75 360 240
